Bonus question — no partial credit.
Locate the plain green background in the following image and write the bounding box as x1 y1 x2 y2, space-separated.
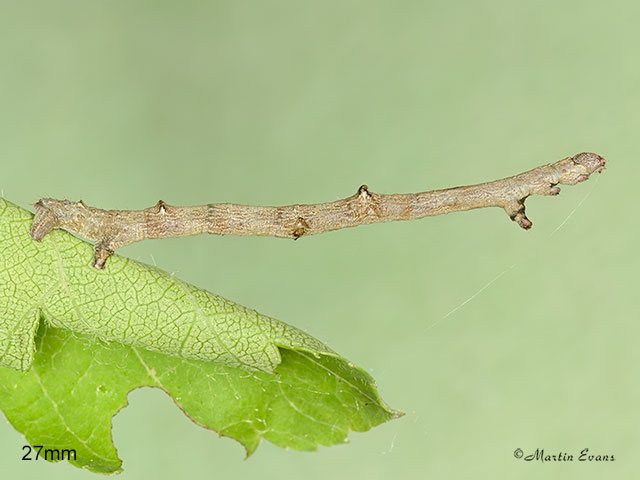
0 1 637 478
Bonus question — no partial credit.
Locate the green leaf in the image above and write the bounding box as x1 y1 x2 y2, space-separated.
0 198 401 473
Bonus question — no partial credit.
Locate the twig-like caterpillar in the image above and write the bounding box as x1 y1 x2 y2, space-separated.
30 152 606 269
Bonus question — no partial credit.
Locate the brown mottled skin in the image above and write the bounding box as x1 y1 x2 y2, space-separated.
30 152 607 269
